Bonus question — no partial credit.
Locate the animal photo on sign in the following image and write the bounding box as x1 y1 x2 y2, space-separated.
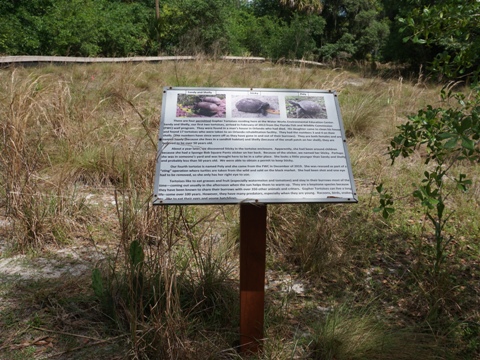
176 94 226 117
285 96 327 119
232 95 280 118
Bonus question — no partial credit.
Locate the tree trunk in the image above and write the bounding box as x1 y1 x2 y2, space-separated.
155 0 160 55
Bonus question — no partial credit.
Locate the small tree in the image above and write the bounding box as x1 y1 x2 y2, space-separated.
376 0 480 318
378 90 480 273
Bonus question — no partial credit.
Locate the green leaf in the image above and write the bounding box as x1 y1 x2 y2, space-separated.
444 137 458 149
437 201 445 218
459 118 472 132
427 197 439 206
461 137 475 150
413 189 423 199
382 207 394 219
129 240 144 267
437 132 456 139
91 268 104 298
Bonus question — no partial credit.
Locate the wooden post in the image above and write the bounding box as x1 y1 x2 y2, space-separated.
240 203 267 354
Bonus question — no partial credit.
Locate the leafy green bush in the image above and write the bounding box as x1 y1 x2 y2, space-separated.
319 33 356 62
0 0 154 56
267 14 325 61
97 2 152 56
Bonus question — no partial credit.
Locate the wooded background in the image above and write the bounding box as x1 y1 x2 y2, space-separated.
1 0 477 77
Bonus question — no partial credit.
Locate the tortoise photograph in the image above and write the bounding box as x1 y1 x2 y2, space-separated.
232 95 280 118
286 96 327 119
176 94 226 117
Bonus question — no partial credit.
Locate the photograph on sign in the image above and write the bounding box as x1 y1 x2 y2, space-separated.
176 94 226 118
153 87 357 205
232 96 281 118
285 96 327 119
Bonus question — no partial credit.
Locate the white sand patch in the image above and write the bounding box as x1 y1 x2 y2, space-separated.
0 240 108 280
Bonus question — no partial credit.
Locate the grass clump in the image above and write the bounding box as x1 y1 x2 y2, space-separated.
308 307 447 360
91 200 240 358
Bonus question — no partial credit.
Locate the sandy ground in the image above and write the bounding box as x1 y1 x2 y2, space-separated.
0 217 108 281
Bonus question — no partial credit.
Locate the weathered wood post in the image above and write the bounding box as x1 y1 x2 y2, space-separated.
239 203 267 354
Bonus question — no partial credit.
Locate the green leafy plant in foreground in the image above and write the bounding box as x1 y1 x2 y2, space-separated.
376 1 480 326
377 88 480 318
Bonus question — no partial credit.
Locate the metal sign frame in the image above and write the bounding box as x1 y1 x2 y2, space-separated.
153 87 357 205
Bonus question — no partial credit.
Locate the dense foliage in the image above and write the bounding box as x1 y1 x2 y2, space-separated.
0 0 154 56
0 0 478 73
398 0 480 81
0 0 454 66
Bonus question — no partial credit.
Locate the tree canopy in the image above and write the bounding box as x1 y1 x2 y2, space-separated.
399 0 480 80
0 0 478 75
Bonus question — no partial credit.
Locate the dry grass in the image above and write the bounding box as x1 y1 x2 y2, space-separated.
307 307 449 360
1 60 479 359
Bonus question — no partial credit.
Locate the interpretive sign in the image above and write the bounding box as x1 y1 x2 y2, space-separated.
153 87 357 204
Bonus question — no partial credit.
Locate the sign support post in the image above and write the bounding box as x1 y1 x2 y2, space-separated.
153 86 358 355
240 203 267 354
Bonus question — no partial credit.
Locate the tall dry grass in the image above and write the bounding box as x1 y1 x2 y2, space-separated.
0 71 89 248
1 60 478 359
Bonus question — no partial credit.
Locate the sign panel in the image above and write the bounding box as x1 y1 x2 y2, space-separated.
153 87 357 204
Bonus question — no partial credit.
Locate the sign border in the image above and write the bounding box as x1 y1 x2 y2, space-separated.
153 87 358 205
